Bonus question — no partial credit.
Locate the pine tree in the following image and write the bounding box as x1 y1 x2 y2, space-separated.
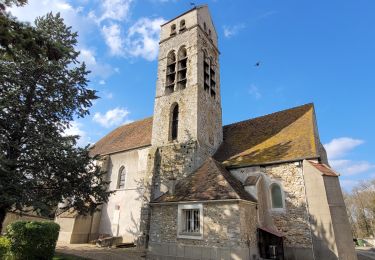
0 11 111 231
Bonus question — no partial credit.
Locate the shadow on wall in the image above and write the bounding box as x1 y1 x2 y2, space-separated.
97 159 114 237
278 188 340 260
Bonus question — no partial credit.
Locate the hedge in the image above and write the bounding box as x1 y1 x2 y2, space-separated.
0 236 10 257
5 221 60 260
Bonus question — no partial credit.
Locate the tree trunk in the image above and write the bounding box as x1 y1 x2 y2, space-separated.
0 206 8 233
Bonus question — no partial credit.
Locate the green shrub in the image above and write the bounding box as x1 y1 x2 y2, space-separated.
6 221 60 260
0 236 11 256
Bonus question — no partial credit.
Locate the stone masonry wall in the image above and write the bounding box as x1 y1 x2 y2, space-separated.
264 163 313 248
230 163 313 249
149 201 257 248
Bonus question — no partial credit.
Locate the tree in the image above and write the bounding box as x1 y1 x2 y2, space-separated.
0 10 112 231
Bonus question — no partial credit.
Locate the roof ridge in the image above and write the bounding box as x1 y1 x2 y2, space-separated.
223 103 314 129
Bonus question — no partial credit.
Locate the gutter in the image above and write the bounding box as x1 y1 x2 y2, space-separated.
225 156 320 170
149 198 257 206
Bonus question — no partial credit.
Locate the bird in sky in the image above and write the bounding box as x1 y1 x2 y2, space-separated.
255 61 261 67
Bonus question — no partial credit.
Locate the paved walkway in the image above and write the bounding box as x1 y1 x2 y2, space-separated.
57 243 375 260
56 242 146 260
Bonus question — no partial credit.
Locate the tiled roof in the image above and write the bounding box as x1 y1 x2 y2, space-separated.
90 117 153 156
151 158 257 203
214 103 320 167
308 161 339 177
91 104 323 169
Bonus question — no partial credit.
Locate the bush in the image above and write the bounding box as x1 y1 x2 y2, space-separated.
0 236 11 256
6 221 60 260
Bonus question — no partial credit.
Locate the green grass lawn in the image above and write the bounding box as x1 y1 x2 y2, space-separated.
53 252 89 260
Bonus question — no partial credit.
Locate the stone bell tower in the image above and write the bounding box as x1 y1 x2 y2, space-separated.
140 6 221 247
151 5 222 171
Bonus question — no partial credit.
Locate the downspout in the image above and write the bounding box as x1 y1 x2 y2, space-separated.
301 161 316 260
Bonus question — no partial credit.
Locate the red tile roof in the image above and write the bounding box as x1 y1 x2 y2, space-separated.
90 117 153 156
308 161 339 177
151 157 257 203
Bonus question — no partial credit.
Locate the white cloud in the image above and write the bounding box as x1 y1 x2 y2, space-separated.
89 0 133 24
10 0 72 23
99 80 106 85
331 160 374 176
79 49 97 66
10 1 116 79
9 0 95 38
102 23 124 56
63 121 91 147
125 17 166 61
248 84 261 99
78 48 116 79
324 137 374 177
324 137 364 160
223 24 245 38
101 17 166 60
340 179 360 192
93 107 131 128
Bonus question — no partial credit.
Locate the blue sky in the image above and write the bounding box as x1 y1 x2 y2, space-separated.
9 0 375 191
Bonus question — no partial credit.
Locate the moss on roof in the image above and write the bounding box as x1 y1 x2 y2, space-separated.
214 103 319 167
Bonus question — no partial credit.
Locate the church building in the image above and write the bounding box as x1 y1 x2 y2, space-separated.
56 5 357 260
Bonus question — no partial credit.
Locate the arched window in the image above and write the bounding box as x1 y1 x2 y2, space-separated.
170 24 176 36
117 166 126 189
171 104 179 141
166 51 176 94
202 50 216 98
177 47 187 90
180 19 186 31
270 183 284 209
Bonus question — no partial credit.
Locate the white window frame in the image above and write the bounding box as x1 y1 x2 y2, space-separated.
269 181 286 212
177 203 203 240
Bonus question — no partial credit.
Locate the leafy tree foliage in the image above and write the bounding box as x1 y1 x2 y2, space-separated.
0 10 111 231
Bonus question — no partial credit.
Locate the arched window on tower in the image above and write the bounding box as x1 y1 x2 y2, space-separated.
170 24 176 36
166 51 176 94
203 50 216 99
203 50 209 92
179 19 186 31
170 104 179 141
270 182 284 209
177 46 187 90
117 166 126 189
